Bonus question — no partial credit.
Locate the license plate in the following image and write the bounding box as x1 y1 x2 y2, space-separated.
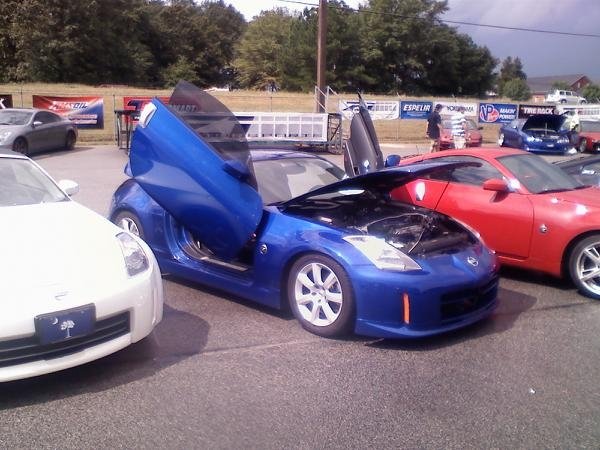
35 304 96 345
546 143 554 148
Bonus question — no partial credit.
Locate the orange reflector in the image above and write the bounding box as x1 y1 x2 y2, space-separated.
403 293 410 324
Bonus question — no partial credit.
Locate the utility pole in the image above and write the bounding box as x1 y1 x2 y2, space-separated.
316 0 327 112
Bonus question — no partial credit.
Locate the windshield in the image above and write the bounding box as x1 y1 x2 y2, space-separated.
0 110 32 126
253 156 345 204
581 120 600 133
498 153 583 194
0 157 69 206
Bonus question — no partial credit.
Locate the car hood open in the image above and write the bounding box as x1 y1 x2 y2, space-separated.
128 82 474 260
282 160 478 208
522 114 566 132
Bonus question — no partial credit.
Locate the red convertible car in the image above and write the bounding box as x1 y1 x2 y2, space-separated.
439 118 482 149
393 148 600 299
577 119 600 153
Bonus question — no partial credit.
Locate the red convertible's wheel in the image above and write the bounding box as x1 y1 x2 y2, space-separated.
569 234 600 299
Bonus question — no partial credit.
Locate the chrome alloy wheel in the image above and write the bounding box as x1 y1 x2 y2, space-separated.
118 217 140 236
113 211 145 240
293 262 343 327
570 235 600 299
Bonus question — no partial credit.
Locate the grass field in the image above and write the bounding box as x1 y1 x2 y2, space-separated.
0 82 503 146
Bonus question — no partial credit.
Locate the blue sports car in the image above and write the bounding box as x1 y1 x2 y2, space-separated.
109 81 499 339
498 114 573 154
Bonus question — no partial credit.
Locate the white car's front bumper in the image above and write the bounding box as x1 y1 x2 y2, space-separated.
0 257 163 383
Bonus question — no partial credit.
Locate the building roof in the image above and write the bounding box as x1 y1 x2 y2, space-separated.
527 74 590 94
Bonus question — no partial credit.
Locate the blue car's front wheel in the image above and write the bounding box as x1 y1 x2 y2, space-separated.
114 211 146 240
287 254 355 337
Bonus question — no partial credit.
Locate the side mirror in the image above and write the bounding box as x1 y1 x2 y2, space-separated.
33 121 43 128
58 179 79 196
223 159 251 181
384 154 401 167
482 178 509 192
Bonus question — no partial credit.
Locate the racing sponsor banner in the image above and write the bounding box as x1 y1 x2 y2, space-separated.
0 94 13 108
32 95 104 129
400 101 432 119
478 102 518 124
123 96 169 111
122 96 170 125
339 100 399 120
518 104 556 118
437 102 478 118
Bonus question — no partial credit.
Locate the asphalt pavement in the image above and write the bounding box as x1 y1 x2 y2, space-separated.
0 144 598 449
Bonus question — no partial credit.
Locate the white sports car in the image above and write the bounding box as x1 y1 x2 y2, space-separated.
0 151 163 382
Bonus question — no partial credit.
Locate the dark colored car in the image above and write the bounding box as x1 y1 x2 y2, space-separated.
498 114 572 154
109 81 500 339
0 108 77 155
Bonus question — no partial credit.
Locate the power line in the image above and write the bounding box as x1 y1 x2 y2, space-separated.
276 0 600 38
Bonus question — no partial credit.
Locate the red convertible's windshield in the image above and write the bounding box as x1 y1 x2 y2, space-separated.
499 153 584 194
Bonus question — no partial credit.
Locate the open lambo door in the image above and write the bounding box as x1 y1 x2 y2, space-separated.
128 81 263 260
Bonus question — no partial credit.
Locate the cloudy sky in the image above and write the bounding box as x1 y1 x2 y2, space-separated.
226 0 600 80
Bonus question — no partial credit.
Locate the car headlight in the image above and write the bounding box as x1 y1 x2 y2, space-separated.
558 137 569 144
526 135 541 143
343 235 421 271
0 130 13 143
117 232 149 276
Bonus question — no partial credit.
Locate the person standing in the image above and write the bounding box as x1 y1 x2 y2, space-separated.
426 104 443 152
451 106 467 149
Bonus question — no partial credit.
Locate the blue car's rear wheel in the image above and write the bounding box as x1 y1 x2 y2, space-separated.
114 211 145 240
287 254 355 337
569 234 600 299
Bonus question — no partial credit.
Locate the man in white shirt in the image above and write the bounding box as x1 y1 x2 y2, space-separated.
451 106 467 149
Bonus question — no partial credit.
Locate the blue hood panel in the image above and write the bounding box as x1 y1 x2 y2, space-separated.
129 98 263 260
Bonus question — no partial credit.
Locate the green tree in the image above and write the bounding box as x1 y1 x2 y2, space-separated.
148 0 245 87
421 26 496 96
356 0 495 95
162 56 199 87
278 1 366 92
502 78 530 101
9 0 154 84
0 0 19 82
359 0 449 93
234 9 295 89
581 83 600 102
194 1 246 86
497 56 527 96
